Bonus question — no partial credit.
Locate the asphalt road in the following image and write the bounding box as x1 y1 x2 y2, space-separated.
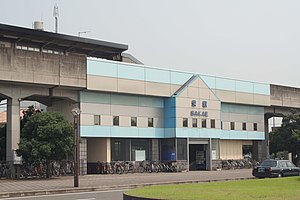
1 190 125 200
0 169 254 199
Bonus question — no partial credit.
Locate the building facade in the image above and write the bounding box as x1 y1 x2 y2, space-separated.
80 58 269 171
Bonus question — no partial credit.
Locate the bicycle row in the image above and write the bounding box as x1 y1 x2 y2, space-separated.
95 160 188 175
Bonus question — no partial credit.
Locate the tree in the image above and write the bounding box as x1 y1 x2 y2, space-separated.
270 110 300 166
20 105 41 131
17 112 73 163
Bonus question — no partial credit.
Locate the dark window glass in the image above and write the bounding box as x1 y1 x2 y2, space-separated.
111 139 130 161
94 115 100 125
113 116 119 126
230 122 235 130
183 118 188 127
131 117 137 126
253 123 258 131
211 119 215 128
148 118 154 127
286 161 295 167
242 122 246 131
202 119 206 128
192 118 197 128
221 121 223 129
261 160 277 167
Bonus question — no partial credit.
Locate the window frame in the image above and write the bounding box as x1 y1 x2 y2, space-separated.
131 117 137 127
183 118 188 127
113 116 119 126
94 115 101 125
192 118 197 128
148 117 154 127
242 122 246 131
253 123 258 131
211 119 215 128
230 122 235 130
202 119 207 128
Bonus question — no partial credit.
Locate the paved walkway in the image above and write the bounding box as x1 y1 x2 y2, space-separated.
0 169 253 198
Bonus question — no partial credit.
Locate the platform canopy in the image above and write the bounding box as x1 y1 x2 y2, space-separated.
0 23 128 60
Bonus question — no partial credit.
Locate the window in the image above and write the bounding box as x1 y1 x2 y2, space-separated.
202 119 206 128
230 122 235 130
183 118 188 127
192 118 197 128
148 117 154 127
94 115 101 125
242 122 246 131
221 121 223 129
253 123 258 131
113 116 119 126
131 117 137 126
211 119 215 128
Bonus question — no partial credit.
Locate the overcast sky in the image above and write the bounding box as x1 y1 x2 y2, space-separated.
1 0 300 87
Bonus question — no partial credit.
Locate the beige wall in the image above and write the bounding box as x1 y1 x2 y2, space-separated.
176 77 221 129
80 101 164 128
220 140 243 160
87 138 110 162
219 140 253 160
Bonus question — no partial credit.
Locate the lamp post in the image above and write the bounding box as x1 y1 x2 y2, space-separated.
71 107 81 187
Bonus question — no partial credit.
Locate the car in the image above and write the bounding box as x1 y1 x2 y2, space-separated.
252 159 300 178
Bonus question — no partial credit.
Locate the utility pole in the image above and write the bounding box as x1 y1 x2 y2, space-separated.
53 4 59 33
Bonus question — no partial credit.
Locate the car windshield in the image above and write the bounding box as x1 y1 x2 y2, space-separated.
261 160 277 167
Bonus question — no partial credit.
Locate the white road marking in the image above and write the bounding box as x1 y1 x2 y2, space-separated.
75 198 96 200
1 189 127 200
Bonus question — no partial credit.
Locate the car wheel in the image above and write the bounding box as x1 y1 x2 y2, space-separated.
278 173 283 178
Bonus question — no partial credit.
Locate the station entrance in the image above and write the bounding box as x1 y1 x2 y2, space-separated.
189 139 210 170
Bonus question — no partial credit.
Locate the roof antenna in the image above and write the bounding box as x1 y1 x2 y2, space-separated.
53 4 59 33
78 31 91 37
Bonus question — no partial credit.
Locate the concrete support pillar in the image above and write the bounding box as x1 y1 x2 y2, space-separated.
80 138 87 175
6 97 20 178
208 138 212 171
262 116 270 160
151 139 159 161
253 141 263 163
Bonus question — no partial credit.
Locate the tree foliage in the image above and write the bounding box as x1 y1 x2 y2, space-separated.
270 110 300 165
17 112 73 163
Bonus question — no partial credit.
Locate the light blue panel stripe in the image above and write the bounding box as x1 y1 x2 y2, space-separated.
111 126 139 137
139 128 165 138
81 126 165 138
145 68 170 84
221 103 264 115
111 93 139 106
170 71 193 85
118 64 145 81
175 128 264 140
235 80 254 93
254 83 270 95
87 60 117 77
247 106 264 115
216 77 235 91
164 128 176 138
81 126 111 137
80 91 111 104
200 75 216 89
231 105 248 114
139 96 164 108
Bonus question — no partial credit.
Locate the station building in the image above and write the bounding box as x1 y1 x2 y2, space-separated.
81 58 269 171
1 23 299 174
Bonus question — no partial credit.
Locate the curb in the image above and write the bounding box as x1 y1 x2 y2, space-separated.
0 177 255 199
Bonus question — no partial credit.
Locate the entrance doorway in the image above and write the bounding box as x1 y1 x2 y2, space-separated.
189 144 208 170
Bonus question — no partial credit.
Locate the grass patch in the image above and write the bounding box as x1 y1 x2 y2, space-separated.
125 176 300 200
